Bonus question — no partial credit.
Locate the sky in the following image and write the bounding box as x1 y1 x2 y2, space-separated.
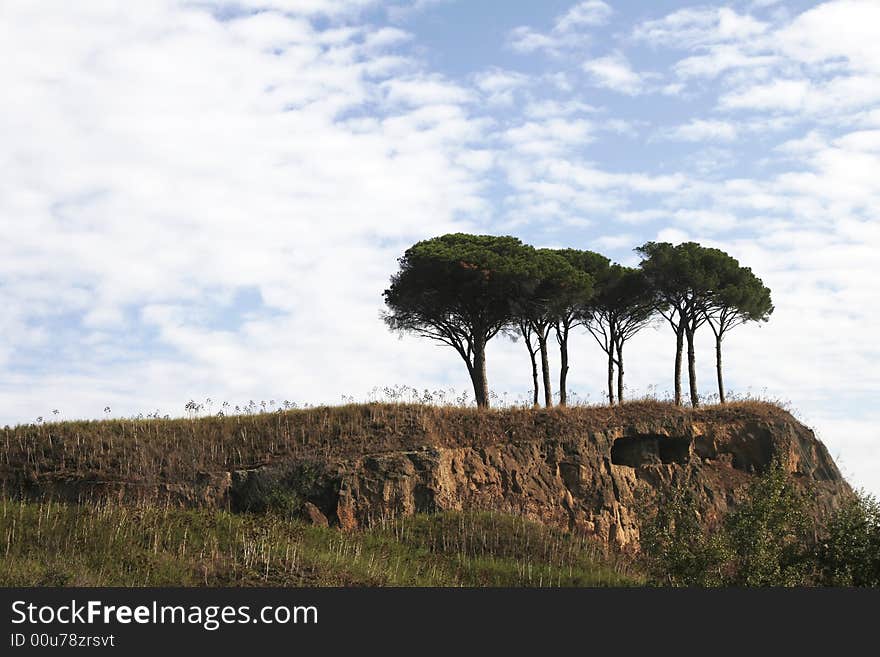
1 1 878 493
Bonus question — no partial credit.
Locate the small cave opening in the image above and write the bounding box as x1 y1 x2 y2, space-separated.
659 436 692 464
611 435 691 467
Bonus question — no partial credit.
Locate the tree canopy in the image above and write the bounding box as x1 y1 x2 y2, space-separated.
513 249 593 407
704 259 774 403
383 233 537 407
637 242 727 406
581 264 654 404
384 233 772 409
553 249 607 405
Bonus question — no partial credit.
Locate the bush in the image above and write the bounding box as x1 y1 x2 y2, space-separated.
640 461 814 587
233 462 326 517
722 462 812 586
814 490 880 586
639 484 729 586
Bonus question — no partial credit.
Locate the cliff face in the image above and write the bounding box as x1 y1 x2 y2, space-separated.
4 402 850 548
233 408 850 548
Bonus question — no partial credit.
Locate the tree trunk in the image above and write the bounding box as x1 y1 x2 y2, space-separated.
674 323 684 406
715 334 725 404
607 349 615 406
522 326 540 406
528 346 539 407
616 340 624 404
558 325 569 407
539 333 552 408
686 327 699 407
471 340 490 408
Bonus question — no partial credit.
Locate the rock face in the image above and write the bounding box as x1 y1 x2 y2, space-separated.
301 501 329 527
231 411 850 548
4 403 850 549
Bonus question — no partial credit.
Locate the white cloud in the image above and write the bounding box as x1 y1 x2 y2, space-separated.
719 75 880 115
555 1 613 32
594 233 635 250
508 26 560 55
508 0 611 55
665 119 738 142
500 1 880 494
633 6 768 48
212 0 378 17
672 209 738 232
0 1 491 420
618 209 668 224
834 129 880 152
503 118 594 156
638 0 880 123
673 45 779 79
385 0 452 23
523 99 596 119
775 130 828 155
775 0 880 74
473 68 530 106
582 52 647 95
383 74 475 106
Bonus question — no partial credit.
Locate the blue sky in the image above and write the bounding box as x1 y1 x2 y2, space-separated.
1 0 878 493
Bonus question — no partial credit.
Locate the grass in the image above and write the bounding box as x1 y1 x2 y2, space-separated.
0 501 639 587
1 399 799 496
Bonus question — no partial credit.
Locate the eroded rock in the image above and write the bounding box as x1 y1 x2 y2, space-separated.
6 409 851 549
294 416 850 548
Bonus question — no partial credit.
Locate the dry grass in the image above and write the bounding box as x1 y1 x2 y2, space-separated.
1 399 798 493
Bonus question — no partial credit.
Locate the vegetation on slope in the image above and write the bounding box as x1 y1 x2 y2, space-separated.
640 462 880 587
3 465 874 587
3 399 872 587
0 504 637 587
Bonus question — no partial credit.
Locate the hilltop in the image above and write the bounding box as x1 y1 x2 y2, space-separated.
1 400 850 549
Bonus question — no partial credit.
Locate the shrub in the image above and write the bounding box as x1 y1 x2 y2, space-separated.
233 462 326 517
814 490 880 586
640 461 814 587
639 483 729 586
722 461 812 586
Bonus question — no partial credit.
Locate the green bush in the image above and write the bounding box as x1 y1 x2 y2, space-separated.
722 462 812 586
814 490 880 586
639 484 729 586
640 461 815 587
234 461 326 517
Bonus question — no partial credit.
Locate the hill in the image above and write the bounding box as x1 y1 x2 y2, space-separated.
1 400 850 550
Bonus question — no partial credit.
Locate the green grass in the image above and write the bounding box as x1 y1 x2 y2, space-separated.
0 501 640 587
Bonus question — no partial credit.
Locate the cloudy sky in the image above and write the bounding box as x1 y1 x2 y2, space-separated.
2 0 878 492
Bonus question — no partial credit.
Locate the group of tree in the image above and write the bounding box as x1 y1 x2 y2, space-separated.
383 233 773 408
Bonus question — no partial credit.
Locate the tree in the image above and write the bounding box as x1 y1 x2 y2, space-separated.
608 267 655 403
704 263 773 403
510 317 541 406
383 234 536 408
568 253 614 404
636 242 724 407
511 249 592 408
581 263 654 405
553 249 601 406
